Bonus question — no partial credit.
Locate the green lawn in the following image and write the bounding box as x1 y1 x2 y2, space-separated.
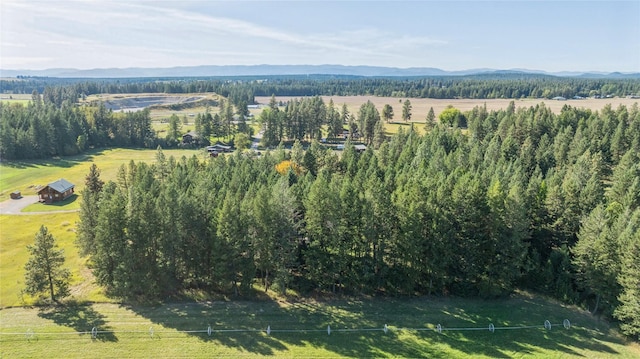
21 194 81 212
0 212 112 308
0 148 203 200
1 294 638 358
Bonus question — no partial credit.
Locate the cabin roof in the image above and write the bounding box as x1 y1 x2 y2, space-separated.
44 178 75 193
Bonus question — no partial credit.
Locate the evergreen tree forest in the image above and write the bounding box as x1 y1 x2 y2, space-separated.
0 99 155 160
76 102 640 338
3 75 640 159
3 74 640 104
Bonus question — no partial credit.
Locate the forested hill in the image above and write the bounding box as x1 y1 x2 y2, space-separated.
3 64 640 78
77 103 640 339
3 74 640 102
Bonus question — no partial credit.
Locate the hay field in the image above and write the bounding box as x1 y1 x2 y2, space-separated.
256 96 639 122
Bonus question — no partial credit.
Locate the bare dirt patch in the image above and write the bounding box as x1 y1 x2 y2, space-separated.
256 96 639 121
85 93 216 112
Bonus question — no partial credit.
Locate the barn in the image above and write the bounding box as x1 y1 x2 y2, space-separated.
37 178 75 204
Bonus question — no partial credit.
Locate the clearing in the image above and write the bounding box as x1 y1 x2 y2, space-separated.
256 96 640 123
83 93 219 114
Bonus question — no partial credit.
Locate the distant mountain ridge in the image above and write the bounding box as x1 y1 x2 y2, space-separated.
2 64 639 79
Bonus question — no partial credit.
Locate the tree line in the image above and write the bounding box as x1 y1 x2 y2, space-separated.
77 102 639 339
0 95 155 160
3 74 639 105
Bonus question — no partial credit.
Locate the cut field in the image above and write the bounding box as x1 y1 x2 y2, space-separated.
1 294 639 358
255 96 640 125
0 93 31 105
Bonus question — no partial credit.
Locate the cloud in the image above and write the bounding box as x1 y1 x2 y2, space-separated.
0 0 445 69
1 56 55 68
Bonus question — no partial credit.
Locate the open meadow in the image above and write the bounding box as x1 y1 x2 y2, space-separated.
0 148 203 201
256 96 640 125
0 93 32 106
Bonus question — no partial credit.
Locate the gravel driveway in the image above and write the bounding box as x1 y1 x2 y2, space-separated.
0 195 40 214
0 195 80 215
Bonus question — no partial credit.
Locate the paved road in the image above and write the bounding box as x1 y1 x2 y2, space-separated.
0 195 78 215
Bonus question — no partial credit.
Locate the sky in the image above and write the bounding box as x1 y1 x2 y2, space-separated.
1 0 639 73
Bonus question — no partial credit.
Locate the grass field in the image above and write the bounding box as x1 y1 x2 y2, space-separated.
255 96 640 126
1 293 639 358
0 148 203 200
0 212 108 308
0 93 31 105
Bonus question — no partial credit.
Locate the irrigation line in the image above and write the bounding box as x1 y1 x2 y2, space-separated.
0 319 572 339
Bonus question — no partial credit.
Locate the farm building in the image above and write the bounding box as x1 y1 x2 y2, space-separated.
37 178 75 204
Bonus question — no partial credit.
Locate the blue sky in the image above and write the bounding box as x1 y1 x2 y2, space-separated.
1 0 639 72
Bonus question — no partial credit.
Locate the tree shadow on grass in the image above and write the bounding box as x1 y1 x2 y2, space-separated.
125 301 286 355
38 304 118 342
0 150 102 170
412 295 625 358
124 295 629 357
46 194 78 207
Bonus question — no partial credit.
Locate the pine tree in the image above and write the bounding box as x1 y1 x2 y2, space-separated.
382 104 394 123
614 212 640 339
425 107 436 131
24 226 71 302
77 163 104 256
572 205 622 314
402 99 412 122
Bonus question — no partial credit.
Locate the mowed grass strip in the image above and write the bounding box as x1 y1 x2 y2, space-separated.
1 295 639 358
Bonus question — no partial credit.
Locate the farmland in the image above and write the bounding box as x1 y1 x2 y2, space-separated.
256 95 640 123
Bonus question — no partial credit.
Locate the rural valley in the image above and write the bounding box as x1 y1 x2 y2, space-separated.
2 1 640 357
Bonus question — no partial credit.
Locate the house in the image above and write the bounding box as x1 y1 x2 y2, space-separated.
206 142 232 153
182 131 199 144
37 178 75 204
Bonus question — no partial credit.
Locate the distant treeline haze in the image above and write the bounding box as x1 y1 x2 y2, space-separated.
2 74 640 104
75 102 640 339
